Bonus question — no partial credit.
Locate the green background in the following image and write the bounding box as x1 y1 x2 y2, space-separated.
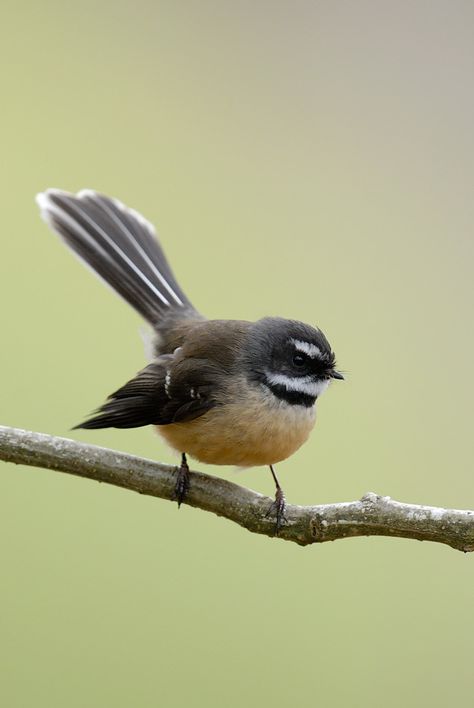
1 2 474 706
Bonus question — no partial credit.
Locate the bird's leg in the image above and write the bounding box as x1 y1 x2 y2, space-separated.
174 452 190 508
265 465 287 534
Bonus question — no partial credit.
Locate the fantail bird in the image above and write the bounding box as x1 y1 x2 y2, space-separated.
36 189 343 531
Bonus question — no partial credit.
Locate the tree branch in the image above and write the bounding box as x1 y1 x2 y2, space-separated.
1 425 473 551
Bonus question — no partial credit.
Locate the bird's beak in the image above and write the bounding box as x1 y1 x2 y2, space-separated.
330 370 344 380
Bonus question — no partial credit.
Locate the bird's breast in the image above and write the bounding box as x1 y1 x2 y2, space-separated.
157 381 316 467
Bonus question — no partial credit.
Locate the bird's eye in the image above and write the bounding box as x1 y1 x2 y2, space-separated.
292 353 307 367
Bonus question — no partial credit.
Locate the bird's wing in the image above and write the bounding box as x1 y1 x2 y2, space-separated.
74 355 220 429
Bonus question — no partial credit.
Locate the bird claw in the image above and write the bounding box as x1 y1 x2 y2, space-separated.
265 487 287 535
173 455 190 507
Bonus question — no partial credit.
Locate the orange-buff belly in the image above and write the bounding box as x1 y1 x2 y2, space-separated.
157 387 316 467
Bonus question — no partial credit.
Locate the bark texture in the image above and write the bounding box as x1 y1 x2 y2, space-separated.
1 425 473 551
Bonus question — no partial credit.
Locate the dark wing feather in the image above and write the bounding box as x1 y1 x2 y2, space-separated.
74 357 219 430
74 362 167 429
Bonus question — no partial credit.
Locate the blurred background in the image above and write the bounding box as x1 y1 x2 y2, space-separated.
1 1 474 706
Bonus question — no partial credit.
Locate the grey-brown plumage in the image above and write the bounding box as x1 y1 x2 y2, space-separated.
37 188 343 530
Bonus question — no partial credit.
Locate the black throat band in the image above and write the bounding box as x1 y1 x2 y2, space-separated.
265 382 316 408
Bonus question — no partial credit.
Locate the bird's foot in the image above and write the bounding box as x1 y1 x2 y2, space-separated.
265 487 287 535
174 453 190 508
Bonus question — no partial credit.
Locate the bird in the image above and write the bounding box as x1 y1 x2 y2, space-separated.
36 189 343 532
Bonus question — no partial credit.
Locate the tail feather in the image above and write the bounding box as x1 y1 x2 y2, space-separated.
36 189 197 326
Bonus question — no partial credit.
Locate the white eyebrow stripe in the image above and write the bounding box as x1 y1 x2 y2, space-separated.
265 372 330 398
290 339 323 359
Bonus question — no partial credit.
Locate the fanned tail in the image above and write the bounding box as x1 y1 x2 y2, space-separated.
36 189 198 326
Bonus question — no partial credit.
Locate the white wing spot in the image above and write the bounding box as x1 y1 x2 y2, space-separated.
164 370 172 398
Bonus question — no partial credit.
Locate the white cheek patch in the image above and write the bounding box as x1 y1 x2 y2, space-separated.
314 379 330 397
290 338 323 359
265 372 330 398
